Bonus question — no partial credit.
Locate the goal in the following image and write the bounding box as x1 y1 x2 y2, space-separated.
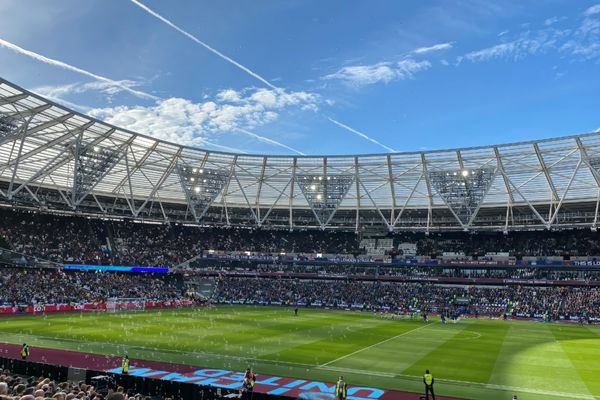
106 298 146 312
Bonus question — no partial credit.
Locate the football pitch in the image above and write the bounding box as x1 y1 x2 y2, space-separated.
0 306 599 400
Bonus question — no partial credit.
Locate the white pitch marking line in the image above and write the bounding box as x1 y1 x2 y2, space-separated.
319 323 434 367
4 333 596 399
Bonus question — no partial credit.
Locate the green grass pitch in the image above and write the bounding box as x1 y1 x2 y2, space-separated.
0 306 599 400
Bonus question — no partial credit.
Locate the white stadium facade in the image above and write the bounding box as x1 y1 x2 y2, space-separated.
2 77 600 233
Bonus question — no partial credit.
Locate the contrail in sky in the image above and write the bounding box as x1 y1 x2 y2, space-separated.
0 37 301 154
328 117 397 152
0 37 158 101
130 0 277 90
236 128 305 155
129 0 388 152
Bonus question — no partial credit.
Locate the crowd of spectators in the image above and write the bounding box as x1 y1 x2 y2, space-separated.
193 260 600 281
0 369 162 400
0 209 358 266
4 209 600 269
407 230 600 257
2 207 600 320
0 269 185 306
215 277 600 319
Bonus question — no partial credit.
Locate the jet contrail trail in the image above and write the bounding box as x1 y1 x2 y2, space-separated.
0 37 302 154
201 140 247 154
0 38 158 101
236 128 305 155
328 118 396 152
129 0 393 153
130 0 277 90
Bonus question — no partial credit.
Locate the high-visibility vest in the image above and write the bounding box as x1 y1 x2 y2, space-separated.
336 380 347 397
122 358 129 373
424 374 433 386
21 346 29 358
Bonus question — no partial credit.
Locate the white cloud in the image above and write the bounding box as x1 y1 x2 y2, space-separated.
34 80 144 102
216 89 243 103
413 42 454 54
584 4 600 17
464 6 600 63
544 16 564 26
88 88 318 153
465 41 524 62
127 0 368 147
323 59 431 86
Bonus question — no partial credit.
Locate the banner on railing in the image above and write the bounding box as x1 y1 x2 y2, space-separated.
0 300 194 315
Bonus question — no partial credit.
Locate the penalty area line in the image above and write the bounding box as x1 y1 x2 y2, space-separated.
319 322 434 367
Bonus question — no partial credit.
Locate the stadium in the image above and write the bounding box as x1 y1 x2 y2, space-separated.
2 2 600 400
1 78 600 400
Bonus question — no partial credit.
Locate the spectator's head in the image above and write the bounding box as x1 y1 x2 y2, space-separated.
13 383 26 395
53 391 66 400
107 393 125 400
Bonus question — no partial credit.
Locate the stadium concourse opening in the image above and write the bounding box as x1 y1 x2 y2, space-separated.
1 80 600 400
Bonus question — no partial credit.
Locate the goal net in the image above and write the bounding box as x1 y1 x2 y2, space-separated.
106 298 146 312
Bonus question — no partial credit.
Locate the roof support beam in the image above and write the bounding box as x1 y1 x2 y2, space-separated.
421 153 433 233
359 179 392 231
533 143 559 220
0 118 88 171
354 156 360 232
7 115 34 198
456 150 465 171
494 147 515 205
233 174 259 224
499 169 548 226
386 154 396 226
254 156 267 225
134 148 181 217
494 147 515 232
220 156 238 226
261 178 292 225
113 141 159 194
0 93 29 106
289 158 297 231
575 137 600 187
5 104 52 120
0 113 73 148
595 189 600 228
548 158 582 226
10 144 72 198
393 173 423 227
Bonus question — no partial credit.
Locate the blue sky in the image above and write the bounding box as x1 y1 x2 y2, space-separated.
1 0 599 155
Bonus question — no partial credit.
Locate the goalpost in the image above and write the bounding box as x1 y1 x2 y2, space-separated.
106 298 147 312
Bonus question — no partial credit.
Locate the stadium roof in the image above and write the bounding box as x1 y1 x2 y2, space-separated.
2 77 600 232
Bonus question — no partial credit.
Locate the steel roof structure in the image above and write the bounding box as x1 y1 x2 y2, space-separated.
2 77 600 232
